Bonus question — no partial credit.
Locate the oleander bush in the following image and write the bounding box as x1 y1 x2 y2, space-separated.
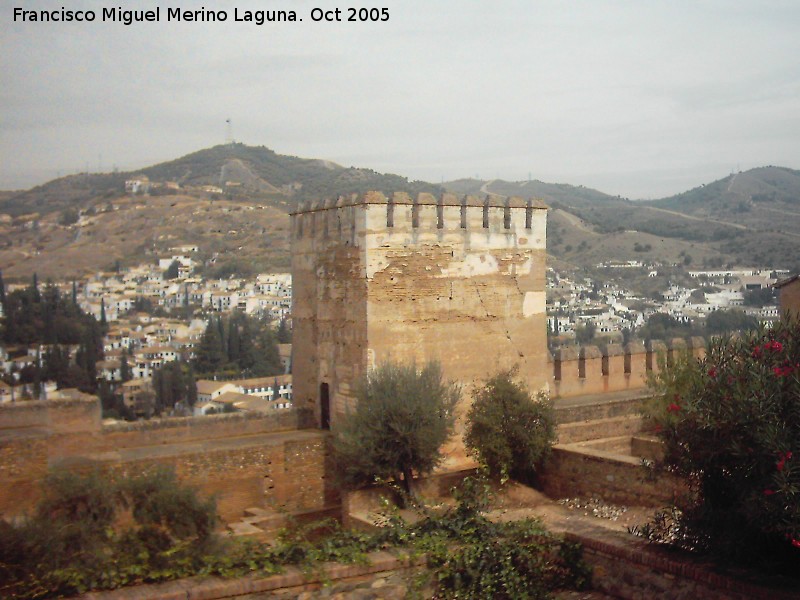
639 318 800 572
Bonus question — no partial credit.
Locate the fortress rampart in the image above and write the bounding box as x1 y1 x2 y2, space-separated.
0 400 333 522
0 334 706 521
551 337 706 398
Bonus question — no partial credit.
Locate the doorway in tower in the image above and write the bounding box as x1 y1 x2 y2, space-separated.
320 382 330 430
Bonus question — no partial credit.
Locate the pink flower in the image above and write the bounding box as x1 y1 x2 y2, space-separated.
792 538 800 549
764 489 776 496
667 403 681 413
708 367 717 378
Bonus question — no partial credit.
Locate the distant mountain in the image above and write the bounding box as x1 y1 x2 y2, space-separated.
446 168 800 272
0 148 798 280
0 143 443 219
650 166 800 215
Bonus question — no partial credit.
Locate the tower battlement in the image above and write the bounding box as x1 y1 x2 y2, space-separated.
291 192 547 246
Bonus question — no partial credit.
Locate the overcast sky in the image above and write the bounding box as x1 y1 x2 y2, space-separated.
2 1 799 198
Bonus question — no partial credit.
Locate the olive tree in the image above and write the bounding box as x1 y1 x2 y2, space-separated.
332 360 460 500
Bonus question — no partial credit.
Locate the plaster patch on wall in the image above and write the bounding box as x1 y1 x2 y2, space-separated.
523 291 546 316
441 253 499 277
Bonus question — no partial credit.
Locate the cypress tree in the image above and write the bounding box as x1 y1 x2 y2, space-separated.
0 269 6 310
186 367 198 407
31 272 41 302
100 298 108 332
120 354 132 382
194 319 224 375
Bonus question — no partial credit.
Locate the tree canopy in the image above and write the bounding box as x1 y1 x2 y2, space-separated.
192 312 281 379
465 371 555 483
332 360 459 500
642 319 800 571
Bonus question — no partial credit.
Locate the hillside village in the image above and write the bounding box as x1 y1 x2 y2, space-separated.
548 263 787 338
0 226 791 425
0 248 293 418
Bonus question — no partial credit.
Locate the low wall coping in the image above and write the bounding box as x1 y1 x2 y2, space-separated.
555 347 580 361
602 344 625 358
687 336 707 349
624 340 646 354
668 338 688 350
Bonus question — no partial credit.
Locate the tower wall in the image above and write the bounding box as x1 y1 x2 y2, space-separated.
291 193 549 457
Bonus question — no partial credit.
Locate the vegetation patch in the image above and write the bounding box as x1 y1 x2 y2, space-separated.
0 470 589 599
635 318 800 575
465 370 556 484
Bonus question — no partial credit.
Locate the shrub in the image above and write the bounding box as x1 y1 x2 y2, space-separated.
0 467 219 599
465 370 556 483
641 319 800 571
332 360 460 500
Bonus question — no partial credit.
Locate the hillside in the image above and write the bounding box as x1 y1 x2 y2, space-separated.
0 194 291 280
0 143 443 219
450 169 800 272
1 149 798 280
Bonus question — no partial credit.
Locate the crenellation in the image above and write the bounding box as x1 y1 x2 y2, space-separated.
667 338 688 367
646 340 668 374
551 337 707 398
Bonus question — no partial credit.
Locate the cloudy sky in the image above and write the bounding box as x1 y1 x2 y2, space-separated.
2 0 799 198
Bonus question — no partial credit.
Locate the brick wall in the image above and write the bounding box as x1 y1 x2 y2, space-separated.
540 442 686 507
0 399 332 523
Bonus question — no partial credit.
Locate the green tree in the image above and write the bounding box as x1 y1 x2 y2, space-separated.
638 312 692 341
705 309 758 335
465 370 556 483
59 207 80 226
193 319 225 375
332 361 459 500
153 361 196 414
575 321 596 344
120 353 132 383
276 318 291 343
164 259 181 280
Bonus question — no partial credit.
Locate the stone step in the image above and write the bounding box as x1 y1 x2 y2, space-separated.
227 521 266 537
557 414 645 444
243 506 274 518
553 391 649 425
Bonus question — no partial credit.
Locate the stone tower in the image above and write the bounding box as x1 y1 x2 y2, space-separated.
290 192 548 437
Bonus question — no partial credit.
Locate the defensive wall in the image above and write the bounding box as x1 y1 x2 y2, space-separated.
550 336 706 398
291 192 550 452
0 334 707 522
0 400 336 522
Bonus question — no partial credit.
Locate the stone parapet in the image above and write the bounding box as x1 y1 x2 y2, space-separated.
551 337 706 399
